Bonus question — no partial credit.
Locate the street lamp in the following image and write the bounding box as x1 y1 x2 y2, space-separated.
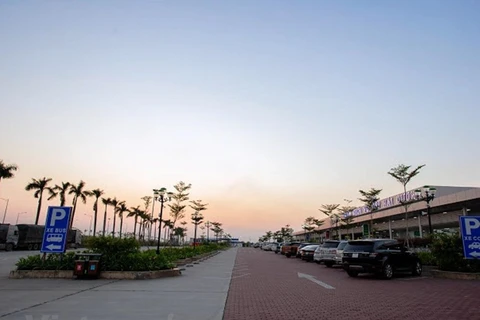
85 214 93 236
155 188 173 254
1 198 9 224
16 212 27 224
415 186 437 235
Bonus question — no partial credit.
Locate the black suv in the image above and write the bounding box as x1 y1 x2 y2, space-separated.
342 239 422 279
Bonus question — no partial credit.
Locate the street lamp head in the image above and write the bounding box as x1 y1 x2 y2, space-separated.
167 192 174 201
429 187 437 196
159 188 167 196
423 185 430 193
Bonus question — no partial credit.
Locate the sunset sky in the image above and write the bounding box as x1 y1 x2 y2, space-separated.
1 1 479 241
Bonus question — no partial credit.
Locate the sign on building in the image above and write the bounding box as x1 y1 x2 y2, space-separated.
459 216 480 259
40 206 72 253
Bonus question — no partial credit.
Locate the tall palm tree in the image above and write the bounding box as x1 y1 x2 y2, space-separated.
116 201 128 238
25 177 53 225
48 182 71 206
152 217 159 240
110 198 119 237
0 160 18 192
139 211 149 240
69 181 89 229
163 219 174 242
127 206 141 239
101 197 112 236
85 189 104 237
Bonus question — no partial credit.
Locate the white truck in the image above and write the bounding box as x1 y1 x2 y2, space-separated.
0 223 19 251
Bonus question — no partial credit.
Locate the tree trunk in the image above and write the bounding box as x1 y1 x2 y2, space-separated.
34 192 43 225
119 215 123 239
102 204 108 236
93 199 98 236
133 217 137 239
404 184 410 248
112 209 117 238
70 196 78 229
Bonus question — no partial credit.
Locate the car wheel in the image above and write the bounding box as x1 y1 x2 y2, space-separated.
315 260 320 264
325 262 333 268
28 244 33 250
382 262 394 279
347 271 358 277
412 260 422 276
286 253 291 258
33 243 39 250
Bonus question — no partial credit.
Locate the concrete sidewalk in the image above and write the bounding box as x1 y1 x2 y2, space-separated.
0 248 238 320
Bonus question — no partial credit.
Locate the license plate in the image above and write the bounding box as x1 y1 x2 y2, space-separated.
352 253 359 258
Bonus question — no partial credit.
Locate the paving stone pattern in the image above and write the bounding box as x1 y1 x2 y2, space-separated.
223 248 480 320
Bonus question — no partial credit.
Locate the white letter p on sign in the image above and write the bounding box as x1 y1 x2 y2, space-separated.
465 218 480 236
50 208 66 226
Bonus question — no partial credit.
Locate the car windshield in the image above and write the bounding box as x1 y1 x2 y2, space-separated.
322 242 340 248
303 245 319 251
344 241 375 252
337 242 348 250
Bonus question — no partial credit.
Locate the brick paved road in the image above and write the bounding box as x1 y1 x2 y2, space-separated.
223 248 480 320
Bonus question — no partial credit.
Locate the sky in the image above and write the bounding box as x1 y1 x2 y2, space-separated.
1 0 479 241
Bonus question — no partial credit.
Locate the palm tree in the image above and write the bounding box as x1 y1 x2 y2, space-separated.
101 197 112 236
0 160 18 192
162 219 174 242
69 181 89 229
115 201 128 238
25 177 53 225
110 198 119 237
139 211 150 240
48 182 71 206
152 217 160 240
127 206 141 239
85 189 104 237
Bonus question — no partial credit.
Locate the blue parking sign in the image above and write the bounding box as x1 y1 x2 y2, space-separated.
459 216 480 259
40 206 72 253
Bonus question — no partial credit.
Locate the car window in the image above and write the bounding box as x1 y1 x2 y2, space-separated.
322 241 340 248
337 242 347 250
344 241 375 252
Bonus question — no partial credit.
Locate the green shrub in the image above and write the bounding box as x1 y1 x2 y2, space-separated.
16 252 76 270
84 236 140 255
417 251 436 266
430 232 480 272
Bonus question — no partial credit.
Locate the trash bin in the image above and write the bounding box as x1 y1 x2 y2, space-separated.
73 253 102 279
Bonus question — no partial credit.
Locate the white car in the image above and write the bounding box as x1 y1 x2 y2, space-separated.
468 242 480 250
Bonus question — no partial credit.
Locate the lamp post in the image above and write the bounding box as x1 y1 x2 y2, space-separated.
16 212 27 224
205 221 211 242
155 188 173 254
1 198 9 224
415 186 436 235
85 214 93 236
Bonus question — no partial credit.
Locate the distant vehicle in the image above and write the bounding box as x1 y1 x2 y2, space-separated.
468 242 480 250
16 224 82 250
299 245 319 261
16 224 44 250
0 224 19 251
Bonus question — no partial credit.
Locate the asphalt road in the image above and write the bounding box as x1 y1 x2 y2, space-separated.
223 248 480 320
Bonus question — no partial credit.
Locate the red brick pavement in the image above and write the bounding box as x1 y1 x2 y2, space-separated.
223 248 480 320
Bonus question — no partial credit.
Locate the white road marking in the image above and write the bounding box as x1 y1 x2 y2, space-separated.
297 272 335 289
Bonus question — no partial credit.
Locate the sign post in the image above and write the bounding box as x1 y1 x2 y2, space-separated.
459 216 480 259
40 206 72 254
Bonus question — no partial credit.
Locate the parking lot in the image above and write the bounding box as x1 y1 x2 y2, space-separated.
223 247 480 320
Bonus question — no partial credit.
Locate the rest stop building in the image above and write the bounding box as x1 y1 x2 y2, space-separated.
292 185 480 242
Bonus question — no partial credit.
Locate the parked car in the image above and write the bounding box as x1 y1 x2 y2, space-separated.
313 240 340 265
342 239 422 279
274 243 283 254
281 242 302 257
262 243 273 251
300 244 319 261
296 243 315 258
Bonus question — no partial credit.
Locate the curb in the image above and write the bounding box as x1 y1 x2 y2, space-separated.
9 268 181 280
430 269 480 280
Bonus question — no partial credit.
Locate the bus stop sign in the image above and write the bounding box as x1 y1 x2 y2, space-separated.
40 206 72 253
459 216 480 259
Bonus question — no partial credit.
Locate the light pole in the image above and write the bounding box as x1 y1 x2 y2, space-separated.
85 214 93 236
415 186 436 235
205 221 211 242
1 198 9 224
155 188 173 254
16 212 27 224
